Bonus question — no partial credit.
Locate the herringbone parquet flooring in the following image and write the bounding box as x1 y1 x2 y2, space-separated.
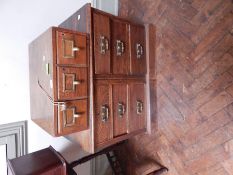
119 0 233 174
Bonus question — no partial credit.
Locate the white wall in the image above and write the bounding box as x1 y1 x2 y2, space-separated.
0 0 91 174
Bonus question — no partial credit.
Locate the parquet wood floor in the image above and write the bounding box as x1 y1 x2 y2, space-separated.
119 0 233 174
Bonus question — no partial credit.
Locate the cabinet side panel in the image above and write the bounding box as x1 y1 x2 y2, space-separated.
29 28 57 136
59 4 91 33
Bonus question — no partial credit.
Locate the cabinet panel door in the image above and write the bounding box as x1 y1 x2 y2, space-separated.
58 100 88 135
94 83 112 145
130 25 146 75
129 83 146 133
57 31 87 65
93 13 111 74
112 84 128 137
57 67 87 100
111 20 129 74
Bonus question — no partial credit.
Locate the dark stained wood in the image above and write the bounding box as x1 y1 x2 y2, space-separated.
112 83 128 137
93 12 111 74
29 27 58 136
130 24 147 75
57 31 87 65
7 146 66 175
58 99 88 135
94 83 112 146
57 67 87 100
111 19 130 74
59 3 95 153
30 3 151 153
29 27 89 137
129 83 146 133
119 0 233 174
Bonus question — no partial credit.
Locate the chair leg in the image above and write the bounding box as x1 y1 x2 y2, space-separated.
106 151 125 175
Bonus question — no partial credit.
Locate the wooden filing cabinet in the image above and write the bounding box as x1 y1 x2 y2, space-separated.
29 27 89 136
29 3 155 153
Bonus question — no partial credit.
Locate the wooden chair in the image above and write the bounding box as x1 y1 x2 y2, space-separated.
7 141 167 175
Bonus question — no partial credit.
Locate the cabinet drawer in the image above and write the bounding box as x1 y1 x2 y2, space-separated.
111 20 129 74
130 25 146 75
94 83 112 145
57 67 87 100
93 12 111 74
112 84 128 137
57 31 87 65
58 100 88 135
129 83 146 132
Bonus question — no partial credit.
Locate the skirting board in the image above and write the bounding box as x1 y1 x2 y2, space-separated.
0 121 28 159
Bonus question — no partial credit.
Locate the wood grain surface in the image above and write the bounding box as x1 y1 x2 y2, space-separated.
119 0 233 174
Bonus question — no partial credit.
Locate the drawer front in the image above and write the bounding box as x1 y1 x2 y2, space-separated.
58 100 88 135
94 83 112 145
93 13 111 74
111 20 129 74
57 67 87 100
57 31 87 65
130 25 146 75
112 84 128 137
129 83 146 132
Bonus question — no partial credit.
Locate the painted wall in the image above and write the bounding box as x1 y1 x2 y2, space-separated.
0 0 91 174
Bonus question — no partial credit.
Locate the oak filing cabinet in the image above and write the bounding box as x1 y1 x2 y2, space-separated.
29 3 156 153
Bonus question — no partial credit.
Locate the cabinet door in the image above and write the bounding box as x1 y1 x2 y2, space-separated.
57 67 87 100
130 25 146 75
129 83 146 133
58 100 88 135
112 84 128 137
94 83 112 145
93 13 111 74
111 20 129 74
57 31 87 65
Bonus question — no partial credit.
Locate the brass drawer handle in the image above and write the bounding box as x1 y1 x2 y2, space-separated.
101 105 109 122
116 40 125 56
136 43 143 59
136 100 143 115
118 102 125 118
100 35 109 54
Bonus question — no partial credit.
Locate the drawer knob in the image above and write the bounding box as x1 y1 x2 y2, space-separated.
136 43 143 59
100 36 109 54
73 80 81 85
116 40 125 56
118 102 125 118
101 105 109 122
72 47 80 52
136 100 143 115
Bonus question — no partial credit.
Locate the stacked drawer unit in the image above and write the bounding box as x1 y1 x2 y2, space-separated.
29 27 89 136
92 10 147 148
